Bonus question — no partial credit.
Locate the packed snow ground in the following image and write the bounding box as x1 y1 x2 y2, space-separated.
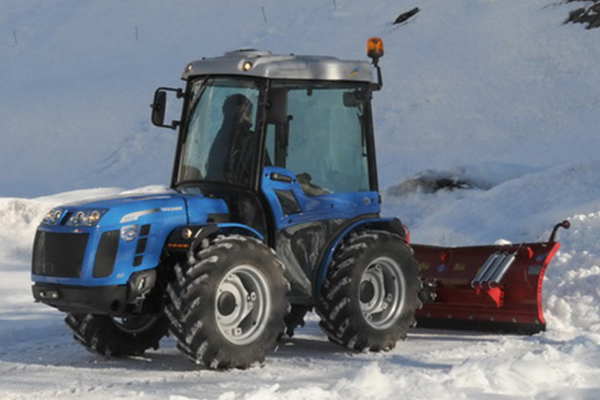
1 0 600 399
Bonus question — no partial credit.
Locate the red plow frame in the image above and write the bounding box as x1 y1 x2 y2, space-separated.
411 221 569 334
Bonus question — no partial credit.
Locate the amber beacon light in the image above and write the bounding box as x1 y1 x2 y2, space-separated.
367 37 384 64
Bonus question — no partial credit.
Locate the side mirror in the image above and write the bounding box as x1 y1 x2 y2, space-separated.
151 90 167 126
151 87 183 129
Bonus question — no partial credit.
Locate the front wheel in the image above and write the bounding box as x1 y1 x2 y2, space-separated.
166 235 289 369
317 230 421 351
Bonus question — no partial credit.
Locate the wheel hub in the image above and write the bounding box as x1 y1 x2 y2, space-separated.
217 292 237 316
214 265 271 345
360 280 376 303
359 256 406 330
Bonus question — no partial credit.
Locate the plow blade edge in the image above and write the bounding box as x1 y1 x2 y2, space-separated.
412 241 560 334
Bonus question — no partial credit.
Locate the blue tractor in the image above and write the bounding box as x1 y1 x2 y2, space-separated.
31 38 423 369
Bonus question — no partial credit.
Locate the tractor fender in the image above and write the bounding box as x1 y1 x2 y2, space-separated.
165 223 265 256
313 217 408 299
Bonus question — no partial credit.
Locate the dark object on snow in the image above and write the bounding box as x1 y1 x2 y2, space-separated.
430 177 472 192
386 174 479 197
394 7 420 25
565 0 600 29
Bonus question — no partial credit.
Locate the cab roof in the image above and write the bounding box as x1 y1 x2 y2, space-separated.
181 50 374 83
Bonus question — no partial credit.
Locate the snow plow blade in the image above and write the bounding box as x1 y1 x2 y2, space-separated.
412 239 561 335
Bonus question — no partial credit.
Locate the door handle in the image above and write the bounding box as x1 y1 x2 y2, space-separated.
270 172 294 183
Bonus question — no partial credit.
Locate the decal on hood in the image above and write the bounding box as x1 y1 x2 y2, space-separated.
161 206 183 212
120 208 160 224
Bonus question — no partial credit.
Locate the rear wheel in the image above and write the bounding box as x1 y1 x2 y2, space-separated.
166 235 289 369
65 312 170 356
317 230 421 351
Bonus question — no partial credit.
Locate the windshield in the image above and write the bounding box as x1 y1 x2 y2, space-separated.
176 78 261 187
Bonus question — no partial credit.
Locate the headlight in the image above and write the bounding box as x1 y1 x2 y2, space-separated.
41 208 65 225
66 209 108 227
121 225 139 242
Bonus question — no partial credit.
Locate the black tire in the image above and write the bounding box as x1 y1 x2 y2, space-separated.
166 235 289 369
65 312 170 356
316 230 421 351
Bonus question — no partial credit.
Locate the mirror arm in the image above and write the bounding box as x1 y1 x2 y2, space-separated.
169 89 184 128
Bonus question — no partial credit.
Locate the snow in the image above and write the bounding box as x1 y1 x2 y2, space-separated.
1 0 600 398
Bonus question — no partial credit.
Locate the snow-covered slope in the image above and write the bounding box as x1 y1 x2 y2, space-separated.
1 0 600 399
2 0 599 198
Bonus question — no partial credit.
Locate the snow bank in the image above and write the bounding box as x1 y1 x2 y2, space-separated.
384 161 600 246
0 188 122 262
545 211 600 334
446 335 600 397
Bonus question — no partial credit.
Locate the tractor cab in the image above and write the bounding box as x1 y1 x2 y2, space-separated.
152 41 392 303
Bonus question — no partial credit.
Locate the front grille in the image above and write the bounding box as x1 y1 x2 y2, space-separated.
93 230 119 278
32 231 89 278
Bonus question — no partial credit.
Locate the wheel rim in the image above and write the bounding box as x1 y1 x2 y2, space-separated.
112 314 159 334
359 256 406 330
215 264 271 345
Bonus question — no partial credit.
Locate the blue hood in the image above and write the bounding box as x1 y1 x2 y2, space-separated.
62 192 229 228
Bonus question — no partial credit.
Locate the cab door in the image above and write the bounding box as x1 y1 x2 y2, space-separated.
260 82 379 302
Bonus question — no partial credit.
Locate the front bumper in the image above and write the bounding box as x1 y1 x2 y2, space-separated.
32 282 129 314
32 269 157 315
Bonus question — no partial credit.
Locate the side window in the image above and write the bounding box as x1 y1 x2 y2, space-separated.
266 84 370 196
